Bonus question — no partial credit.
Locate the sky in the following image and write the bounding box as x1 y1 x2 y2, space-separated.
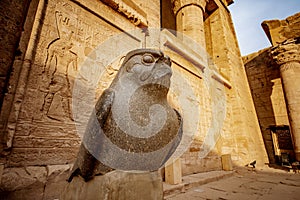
228 0 300 56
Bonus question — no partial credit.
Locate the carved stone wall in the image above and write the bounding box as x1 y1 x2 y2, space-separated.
0 0 270 198
203 0 268 167
3 0 142 167
262 12 300 46
244 12 300 163
272 41 300 161
0 0 31 152
244 49 289 164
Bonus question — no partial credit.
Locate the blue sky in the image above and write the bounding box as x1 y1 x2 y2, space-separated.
228 0 300 56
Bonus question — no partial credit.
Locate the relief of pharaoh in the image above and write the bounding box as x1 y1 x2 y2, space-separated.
69 49 182 181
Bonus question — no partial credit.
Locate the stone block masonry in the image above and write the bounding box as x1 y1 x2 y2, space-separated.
0 0 272 198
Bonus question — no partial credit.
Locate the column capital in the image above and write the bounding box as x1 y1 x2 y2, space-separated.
271 38 300 66
171 0 209 16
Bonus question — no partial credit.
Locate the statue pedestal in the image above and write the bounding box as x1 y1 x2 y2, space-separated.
61 170 163 200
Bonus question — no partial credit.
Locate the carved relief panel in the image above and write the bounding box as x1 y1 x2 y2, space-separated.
8 0 142 166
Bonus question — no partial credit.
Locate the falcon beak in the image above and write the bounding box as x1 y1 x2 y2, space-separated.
153 66 172 80
153 55 172 80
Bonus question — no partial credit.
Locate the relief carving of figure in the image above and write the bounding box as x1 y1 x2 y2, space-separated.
41 11 78 121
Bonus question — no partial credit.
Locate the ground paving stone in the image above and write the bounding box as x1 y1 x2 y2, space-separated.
166 167 300 200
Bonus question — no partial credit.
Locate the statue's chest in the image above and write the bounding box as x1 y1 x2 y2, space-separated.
102 103 180 153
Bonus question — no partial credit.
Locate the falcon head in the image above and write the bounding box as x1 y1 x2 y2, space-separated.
112 49 172 92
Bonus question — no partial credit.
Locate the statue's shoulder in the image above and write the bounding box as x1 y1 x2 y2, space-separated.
95 88 115 116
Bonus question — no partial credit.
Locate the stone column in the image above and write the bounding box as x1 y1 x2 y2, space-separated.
272 39 300 161
171 0 208 52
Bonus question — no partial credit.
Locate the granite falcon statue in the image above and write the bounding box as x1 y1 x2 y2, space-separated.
69 49 182 182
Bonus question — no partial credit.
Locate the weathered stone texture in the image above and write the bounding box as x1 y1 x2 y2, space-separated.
0 0 273 198
262 12 300 46
0 0 31 155
258 12 300 161
165 158 182 184
44 165 73 200
0 0 29 108
61 170 163 200
0 164 72 199
271 41 300 161
244 48 289 164
204 0 268 167
221 154 233 171
133 0 160 28
169 60 219 175
4 0 129 166
1 166 47 191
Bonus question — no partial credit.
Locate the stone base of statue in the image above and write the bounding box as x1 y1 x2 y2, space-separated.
61 170 163 200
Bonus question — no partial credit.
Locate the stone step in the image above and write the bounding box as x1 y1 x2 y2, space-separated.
163 170 234 199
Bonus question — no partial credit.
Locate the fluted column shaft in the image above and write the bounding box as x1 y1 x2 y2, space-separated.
272 39 300 161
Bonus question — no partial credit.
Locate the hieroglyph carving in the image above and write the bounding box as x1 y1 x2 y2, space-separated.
39 0 137 122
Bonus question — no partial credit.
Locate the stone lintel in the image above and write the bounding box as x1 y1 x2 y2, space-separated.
262 12 300 46
271 39 300 66
225 0 234 6
100 0 148 27
171 0 209 15
161 29 207 72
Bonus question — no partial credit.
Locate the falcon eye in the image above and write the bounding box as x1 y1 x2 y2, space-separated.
142 54 155 64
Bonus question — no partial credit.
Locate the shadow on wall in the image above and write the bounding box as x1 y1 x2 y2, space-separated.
244 48 293 165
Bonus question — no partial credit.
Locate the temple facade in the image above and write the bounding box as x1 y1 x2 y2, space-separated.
0 0 276 198
244 12 300 165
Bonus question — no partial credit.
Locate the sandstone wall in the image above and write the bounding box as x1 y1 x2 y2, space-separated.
0 0 269 198
203 0 268 168
1 0 151 167
244 49 290 164
0 0 31 153
163 0 268 175
262 12 300 161
0 0 152 198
